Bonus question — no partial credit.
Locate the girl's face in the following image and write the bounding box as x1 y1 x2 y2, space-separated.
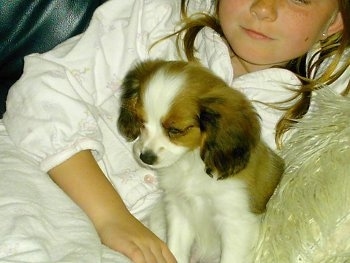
218 0 344 72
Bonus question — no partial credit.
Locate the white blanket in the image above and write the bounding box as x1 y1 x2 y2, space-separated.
0 120 132 262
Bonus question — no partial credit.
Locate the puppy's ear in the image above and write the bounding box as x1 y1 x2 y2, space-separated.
199 88 261 179
117 59 167 141
117 70 142 141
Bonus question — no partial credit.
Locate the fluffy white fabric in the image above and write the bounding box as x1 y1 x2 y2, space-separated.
253 89 350 263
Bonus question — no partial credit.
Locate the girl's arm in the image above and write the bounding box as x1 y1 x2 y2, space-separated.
48 150 176 263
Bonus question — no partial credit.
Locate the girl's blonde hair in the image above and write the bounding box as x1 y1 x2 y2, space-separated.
175 0 350 148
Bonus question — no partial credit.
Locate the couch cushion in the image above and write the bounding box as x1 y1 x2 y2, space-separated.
0 0 104 117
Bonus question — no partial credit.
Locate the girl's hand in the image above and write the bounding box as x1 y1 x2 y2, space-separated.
49 150 176 263
98 210 176 263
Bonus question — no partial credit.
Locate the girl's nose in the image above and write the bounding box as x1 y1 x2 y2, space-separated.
250 0 278 21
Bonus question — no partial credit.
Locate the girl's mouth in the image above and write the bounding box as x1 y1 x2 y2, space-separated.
242 27 273 40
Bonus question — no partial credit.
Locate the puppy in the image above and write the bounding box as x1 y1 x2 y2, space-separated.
117 60 284 263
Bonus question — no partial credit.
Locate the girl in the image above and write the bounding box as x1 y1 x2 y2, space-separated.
2 0 348 262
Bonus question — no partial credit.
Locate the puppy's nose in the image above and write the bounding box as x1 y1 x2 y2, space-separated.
140 150 157 165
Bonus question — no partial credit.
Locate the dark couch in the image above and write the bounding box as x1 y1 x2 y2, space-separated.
0 0 106 118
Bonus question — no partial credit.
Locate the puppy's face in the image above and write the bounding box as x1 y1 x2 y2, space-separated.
132 106 201 168
118 60 261 177
119 60 204 169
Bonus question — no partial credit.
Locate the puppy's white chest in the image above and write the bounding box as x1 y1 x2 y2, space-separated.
153 156 256 263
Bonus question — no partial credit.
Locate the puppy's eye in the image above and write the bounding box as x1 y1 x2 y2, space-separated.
167 126 195 138
167 127 183 138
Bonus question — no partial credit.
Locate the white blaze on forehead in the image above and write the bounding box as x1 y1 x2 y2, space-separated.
143 68 185 124
136 67 193 165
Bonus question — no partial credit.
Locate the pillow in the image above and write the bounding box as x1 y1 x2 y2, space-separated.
253 88 350 263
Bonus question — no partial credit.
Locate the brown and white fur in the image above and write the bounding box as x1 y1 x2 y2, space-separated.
117 60 284 263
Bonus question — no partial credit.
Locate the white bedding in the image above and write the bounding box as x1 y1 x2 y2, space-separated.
0 120 132 263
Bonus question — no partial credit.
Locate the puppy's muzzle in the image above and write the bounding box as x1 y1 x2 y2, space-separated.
140 150 157 165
